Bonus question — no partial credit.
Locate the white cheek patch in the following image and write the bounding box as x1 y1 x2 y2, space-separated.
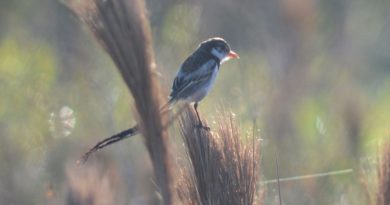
211 48 225 60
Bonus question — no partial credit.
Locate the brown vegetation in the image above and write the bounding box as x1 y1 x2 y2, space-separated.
177 106 262 205
377 140 390 205
68 0 172 203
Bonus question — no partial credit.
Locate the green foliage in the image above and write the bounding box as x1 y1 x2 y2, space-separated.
0 37 56 157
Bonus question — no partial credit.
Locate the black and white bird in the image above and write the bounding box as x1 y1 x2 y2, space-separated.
80 37 239 162
167 37 239 129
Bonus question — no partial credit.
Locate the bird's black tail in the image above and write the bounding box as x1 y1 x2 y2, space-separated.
78 125 139 164
79 99 177 164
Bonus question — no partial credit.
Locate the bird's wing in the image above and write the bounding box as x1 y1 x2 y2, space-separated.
169 59 217 101
180 51 212 73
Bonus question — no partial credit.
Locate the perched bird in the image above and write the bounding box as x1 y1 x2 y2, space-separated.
167 37 239 129
79 37 239 162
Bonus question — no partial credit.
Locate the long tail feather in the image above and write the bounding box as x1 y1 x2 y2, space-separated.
78 125 139 164
78 98 178 164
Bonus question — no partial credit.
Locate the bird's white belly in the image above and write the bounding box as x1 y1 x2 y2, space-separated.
186 65 219 103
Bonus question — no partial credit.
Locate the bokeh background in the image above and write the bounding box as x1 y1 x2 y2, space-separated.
1 0 390 204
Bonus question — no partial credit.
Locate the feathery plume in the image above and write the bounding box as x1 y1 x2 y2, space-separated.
67 0 172 203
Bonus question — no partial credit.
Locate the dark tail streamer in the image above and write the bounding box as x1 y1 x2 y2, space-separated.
77 125 139 164
78 104 185 164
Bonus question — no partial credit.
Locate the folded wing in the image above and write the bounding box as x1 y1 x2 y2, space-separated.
169 58 218 103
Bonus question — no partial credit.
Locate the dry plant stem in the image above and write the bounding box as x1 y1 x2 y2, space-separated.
275 151 282 205
377 140 390 205
67 0 172 204
177 106 261 205
262 169 353 185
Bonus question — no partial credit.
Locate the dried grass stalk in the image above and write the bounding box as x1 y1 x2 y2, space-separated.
377 140 390 205
177 105 262 205
67 0 172 203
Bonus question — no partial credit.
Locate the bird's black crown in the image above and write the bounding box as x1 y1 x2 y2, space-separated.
199 37 231 53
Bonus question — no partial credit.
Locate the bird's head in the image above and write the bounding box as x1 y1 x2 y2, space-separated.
199 37 239 63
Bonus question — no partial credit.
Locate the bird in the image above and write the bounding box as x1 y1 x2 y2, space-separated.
166 37 239 129
79 37 239 163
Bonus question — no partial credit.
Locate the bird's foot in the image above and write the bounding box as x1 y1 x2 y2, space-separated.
196 123 210 131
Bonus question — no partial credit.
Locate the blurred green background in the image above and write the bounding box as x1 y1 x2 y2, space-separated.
1 0 390 204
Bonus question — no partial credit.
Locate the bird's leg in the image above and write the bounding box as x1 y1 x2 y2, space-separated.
194 102 201 124
194 102 210 131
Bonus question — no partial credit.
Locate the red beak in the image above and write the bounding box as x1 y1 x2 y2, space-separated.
227 50 240 59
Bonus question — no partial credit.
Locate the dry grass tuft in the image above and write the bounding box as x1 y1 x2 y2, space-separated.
66 0 172 203
177 105 263 205
377 140 390 205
